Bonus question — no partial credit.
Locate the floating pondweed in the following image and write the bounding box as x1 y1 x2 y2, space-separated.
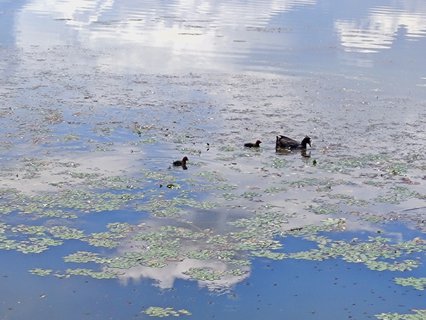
143 306 192 318
394 277 426 290
29 268 53 276
375 309 426 320
375 186 424 204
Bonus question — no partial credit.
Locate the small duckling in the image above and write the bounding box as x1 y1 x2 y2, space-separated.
244 140 262 148
173 156 188 169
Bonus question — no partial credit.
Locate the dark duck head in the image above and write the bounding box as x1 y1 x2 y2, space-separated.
276 135 311 150
244 140 262 148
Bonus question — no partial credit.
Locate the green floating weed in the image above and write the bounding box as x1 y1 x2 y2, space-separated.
183 267 222 281
375 309 426 320
64 268 119 279
308 203 339 215
64 251 111 264
143 306 192 317
288 236 424 272
319 154 389 173
328 194 369 207
270 158 287 169
252 250 286 260
48 226 85 240
29 268 53 276
375 186 424 204
394 277 426 290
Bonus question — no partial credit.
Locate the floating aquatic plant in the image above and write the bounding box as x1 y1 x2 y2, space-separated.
394 277 426 290
29 268 53 276
308 203 339 215
288 236 424 272
375 309 426 320
143 306 192 317
64 251 111 264
183 267 223 281
375 186 424 204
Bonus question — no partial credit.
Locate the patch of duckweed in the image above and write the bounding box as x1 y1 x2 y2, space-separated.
11 225 46 236
251 250 286 260
222 192 239 201
263 186 288 194
270 158 287 169
84 232 124 249
288 236 425 272
327 194 369 207
141 169 176 183
186 249 216 260
395 238 426 253
394 277 426 290
0 223 67 253
351 211 387 224
318 154 390 173
48 226 85 240
62 134 80 142
288 178 330 188
68 172 101 180
308 203 339 215
196 171 227 182
64 268 120 279
0 188 144 220
138 195 216 218
375 310 426 320
363 180 387 187
230 212 290 237
387 163 408 176
366 260 419 272
143 306 192 318
29 268 53 276
375 186 425 204
64 251 111 264
183 267 223 281
240 191 262 200
16 237 63 254
36 210 78 219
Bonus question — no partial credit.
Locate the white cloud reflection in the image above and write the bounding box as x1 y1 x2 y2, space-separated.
335 4 426 53
116 257 250 290
16 0 317 72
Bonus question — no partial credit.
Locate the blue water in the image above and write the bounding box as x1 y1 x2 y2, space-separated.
1 0 425 319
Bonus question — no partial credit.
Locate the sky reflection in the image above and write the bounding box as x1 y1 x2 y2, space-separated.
1 0 423 88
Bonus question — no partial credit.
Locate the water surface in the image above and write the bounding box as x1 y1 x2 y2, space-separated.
0 0 425 319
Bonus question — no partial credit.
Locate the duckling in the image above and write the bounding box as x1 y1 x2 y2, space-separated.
276 135 311 150
173 156 188 169
244 140 262 148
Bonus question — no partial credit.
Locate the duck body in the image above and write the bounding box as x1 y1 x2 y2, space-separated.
244 140 262 148
173 156 188 167
276 135 311 150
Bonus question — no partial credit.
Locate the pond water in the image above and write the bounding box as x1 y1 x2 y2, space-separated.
0 0 425 319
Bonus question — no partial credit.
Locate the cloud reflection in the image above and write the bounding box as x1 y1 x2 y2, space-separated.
335 4 426 53
16 0 317 71
116 257 250 290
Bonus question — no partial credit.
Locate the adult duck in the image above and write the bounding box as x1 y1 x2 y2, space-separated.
276 135 311 150
173 156 188 169
244 140 262 148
